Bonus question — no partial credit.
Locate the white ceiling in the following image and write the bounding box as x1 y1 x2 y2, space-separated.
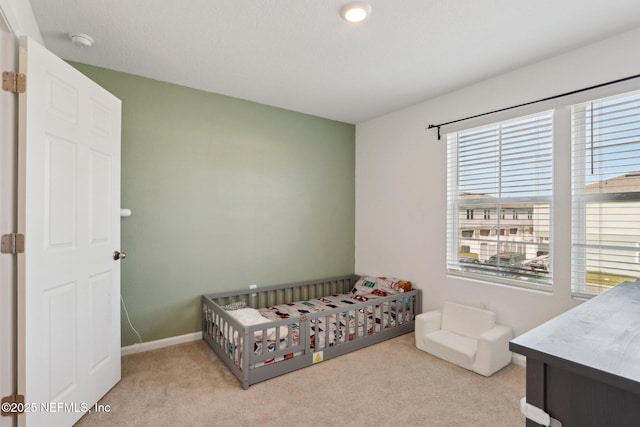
28 0 640 124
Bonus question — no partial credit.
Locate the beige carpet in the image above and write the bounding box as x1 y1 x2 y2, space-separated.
75 333 525 427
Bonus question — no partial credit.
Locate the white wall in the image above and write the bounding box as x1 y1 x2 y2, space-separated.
355 26 640 337
0 0 42 44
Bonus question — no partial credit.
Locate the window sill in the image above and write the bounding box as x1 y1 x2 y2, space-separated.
447 269 553 293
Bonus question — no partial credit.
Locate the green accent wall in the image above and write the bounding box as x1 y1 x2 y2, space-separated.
69 63 355 345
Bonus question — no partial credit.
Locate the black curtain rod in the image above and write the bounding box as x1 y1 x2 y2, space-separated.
427 73 640 140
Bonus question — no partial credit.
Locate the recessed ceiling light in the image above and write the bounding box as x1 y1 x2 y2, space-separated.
340 2 372 23
69 32 94 48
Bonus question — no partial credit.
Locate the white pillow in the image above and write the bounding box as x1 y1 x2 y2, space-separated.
352 276 402 297
227 308 288 341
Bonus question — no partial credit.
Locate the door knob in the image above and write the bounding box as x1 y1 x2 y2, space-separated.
113 251 127 261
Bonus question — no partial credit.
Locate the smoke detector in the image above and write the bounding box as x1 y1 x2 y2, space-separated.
69 32 94 48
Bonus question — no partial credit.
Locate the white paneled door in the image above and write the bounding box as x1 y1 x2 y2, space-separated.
17 37 122 427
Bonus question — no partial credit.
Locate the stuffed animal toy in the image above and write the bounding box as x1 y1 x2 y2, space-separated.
398 280 412 292
354 276 413 295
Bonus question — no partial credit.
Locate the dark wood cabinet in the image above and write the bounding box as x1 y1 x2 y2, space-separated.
510 282 640 427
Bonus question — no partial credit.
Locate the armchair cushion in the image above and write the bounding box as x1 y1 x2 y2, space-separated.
423 329 476 369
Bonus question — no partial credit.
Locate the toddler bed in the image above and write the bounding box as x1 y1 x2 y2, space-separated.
202 274 422 389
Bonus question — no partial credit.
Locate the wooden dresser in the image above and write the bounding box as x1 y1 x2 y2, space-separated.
510 282 640 427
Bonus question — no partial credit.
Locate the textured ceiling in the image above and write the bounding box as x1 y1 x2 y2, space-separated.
28 0 640 124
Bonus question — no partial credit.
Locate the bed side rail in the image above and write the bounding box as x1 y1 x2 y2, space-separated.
305 289 421 352
202 294 310 368
246 317 309 364
202 296 250 374
204 274 359 309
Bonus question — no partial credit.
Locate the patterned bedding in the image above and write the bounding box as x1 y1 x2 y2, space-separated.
258 293 410 346
235 276 413 368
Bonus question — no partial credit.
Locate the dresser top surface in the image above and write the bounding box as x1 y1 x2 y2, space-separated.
511 281 640 389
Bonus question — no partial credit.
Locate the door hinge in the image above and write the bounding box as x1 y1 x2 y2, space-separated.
1 233 24 254
2 71 26 93
1 394 25 416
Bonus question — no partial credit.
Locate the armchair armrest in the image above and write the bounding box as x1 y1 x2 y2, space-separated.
416 310 442 334
415 310 442 351
473 324 513 376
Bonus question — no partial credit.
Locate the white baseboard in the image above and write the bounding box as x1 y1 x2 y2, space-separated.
511 353 526 367
121 331 203 356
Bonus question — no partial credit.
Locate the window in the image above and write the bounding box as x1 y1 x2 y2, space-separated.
484 209 491 219
447 112 553 287
571 91 640 295
466 209 474 219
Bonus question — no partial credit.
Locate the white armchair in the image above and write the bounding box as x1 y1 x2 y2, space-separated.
415 301 513 376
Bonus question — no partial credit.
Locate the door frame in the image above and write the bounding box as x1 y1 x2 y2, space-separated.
0 3 43 426
0 9 17 427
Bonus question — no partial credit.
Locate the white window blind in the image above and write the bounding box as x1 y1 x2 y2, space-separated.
572 91 640 295
447 112 553 287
